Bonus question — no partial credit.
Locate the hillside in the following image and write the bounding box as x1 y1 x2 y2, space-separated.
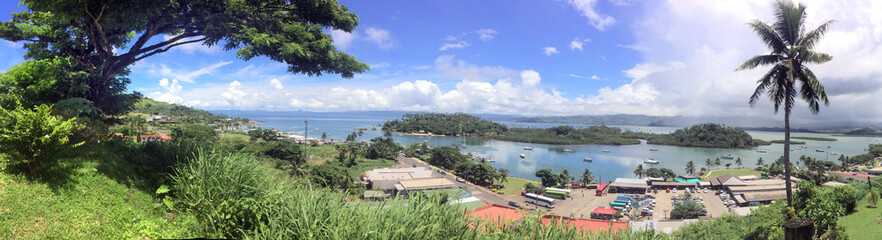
131 98 249 124
845 127 882 136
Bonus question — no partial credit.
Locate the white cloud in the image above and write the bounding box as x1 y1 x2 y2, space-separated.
521 70 541 86
270 78 284 90
150 61 232 83
439 41 470 51
330 29 356 50
150 78 184 104
434 55 517 82
543 47 559 56
623 61 685 80
565 0 616 30
591 75 601 80
365 27 394 49
162 34 219 54
570 38 591 51
476 28 498 41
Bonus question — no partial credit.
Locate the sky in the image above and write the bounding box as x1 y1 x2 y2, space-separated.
1 0 881 124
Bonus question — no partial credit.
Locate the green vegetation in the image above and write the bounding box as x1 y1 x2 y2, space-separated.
701 168 762 180
791 136 838 141
670 202 704 219
428 146 504 186
0 102 82 175
839 198 882 240
672 202 786 239
500 177 539 195
844 127 882 136
170 124 218 141
386 113 765 148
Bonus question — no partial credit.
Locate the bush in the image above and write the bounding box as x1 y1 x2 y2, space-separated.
670 202 704 219
0 103 82 175
170 124 218 141
308 164 353 189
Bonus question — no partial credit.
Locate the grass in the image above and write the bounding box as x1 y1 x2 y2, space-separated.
0 154 199 239
839 199 882 240
219 133 250 141
791 136 837 141
304 145 338 165
701 168 762 180
501 176 539 195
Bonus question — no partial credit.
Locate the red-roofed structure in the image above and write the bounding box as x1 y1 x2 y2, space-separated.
140 134 173 142
540 215 628 233
466 204 525 229
467 204 628 233
591 208 618 220
827 171 876 183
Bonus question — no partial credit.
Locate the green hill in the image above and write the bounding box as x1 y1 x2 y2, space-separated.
845 127 882 136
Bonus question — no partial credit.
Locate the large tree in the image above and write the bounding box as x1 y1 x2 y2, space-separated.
579 168 594 186
0 0 368 117
633 164 644 178
685 161 696 176
736 0 833 207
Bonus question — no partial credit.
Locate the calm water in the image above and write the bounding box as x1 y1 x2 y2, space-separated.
213 110 882 181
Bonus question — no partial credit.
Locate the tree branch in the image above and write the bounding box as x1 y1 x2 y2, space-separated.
133 37 207 62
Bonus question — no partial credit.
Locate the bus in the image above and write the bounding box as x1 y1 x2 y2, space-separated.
596 183 609 196
544 190 567 200
525 193 556 209
545 187 572 197
609 201 628 208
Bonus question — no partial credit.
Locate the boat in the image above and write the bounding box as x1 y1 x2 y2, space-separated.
524 147 534 150
601 149 610 153
757 150 767 153
831 152 840 155
520 154 526 158
583 157 592 162
563 148 574 152
720 154 734 159
649 148 658 151
816 149 825 152
644 158 659 164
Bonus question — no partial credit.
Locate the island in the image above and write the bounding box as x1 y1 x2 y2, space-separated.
382 113 769 148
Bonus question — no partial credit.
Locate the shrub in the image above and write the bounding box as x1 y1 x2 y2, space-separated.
170 124 218 141
670 202 703 219
308 164 353 189
0 103 82 175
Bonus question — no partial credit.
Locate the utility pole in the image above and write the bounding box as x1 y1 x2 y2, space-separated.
304 119 309 159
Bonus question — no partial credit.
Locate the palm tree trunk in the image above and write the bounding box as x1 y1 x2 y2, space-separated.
784 96 793 207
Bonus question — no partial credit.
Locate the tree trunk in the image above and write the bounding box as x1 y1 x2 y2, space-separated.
784 218 813 240
784 97 793 207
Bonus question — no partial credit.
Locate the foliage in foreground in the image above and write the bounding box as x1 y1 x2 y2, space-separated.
0 102 82 175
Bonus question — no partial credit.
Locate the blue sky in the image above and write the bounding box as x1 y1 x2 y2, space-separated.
1 1 881 124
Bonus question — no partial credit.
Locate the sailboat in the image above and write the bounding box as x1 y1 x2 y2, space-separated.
520 154 526 158
601 149 610 153
644 158 659 164
720 154 734 159
524 146 534 150
649 148 658 151
563 148 574 152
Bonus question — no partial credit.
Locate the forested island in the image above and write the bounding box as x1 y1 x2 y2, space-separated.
383 113 769 148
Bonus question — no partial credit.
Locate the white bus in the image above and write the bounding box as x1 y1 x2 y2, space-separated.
525 193 556 209
544 187 572 197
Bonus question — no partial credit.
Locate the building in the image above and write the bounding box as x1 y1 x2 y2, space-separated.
827 171 876 183
145 115 168 123
651 181 697 190
394 178 457 195
467 204 526 229
608 178 649 194
467 204 628 233
590 208 618 220
139 134 172 142
709 174 746 189
363 167 434 191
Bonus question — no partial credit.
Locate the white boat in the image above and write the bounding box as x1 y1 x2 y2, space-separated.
563 148 574 152
649 148 658 151
520 154 526 158
720 154 734 159
757 150 767 153
644 158 659 164
601 149 610 153
583 157 592 162
831 152 840 155
524 147 534 150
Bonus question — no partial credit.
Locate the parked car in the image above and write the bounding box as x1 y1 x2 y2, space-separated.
456 177 465 183
703 188 708 193
672 188 678 193
508 201 522 209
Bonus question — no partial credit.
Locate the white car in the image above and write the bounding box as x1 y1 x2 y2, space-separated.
672 188 678 193
703 188 708 193
456 177 465 183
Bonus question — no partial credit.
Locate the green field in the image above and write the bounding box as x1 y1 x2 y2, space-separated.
219 133 250 141
839 199 882 240
500 177 539 195
701 168 763 180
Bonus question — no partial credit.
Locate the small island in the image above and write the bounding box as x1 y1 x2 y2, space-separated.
382 113 768 148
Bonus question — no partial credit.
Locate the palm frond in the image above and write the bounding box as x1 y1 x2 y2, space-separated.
737 54 784 71
749 64 785 107
747 20 788 53
798 66 829 114
798 20 835 49
797 48 832 64
773 0 806 46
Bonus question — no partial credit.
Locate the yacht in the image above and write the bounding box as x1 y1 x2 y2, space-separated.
831 152 840 156
816 149 825 152
720 154 734 159
583 157 593 162
649 148 659 151
601 149 610 153
563 148 574 152
644 158 659 164
524 147 534 150
520 154 526 158
757 150 767 153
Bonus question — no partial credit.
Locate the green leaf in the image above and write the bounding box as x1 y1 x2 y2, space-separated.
155 184 170 194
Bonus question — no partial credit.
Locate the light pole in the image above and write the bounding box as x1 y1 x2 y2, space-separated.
303 119 309 159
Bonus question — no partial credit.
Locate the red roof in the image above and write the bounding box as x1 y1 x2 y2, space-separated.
467 204 524 223
828 171 876 179
592 208 617 215
540 215 628 232
140 135 173 141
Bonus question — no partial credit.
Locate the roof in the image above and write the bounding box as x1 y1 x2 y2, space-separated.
609 182 648 189
651 181 697 187
614 178 648 185
741 191 788 202
738 175 759 181
468 204 525 224
728 185 787 193
828 171 876 180
698 181 711 186
140 135 172 140
679 175 699 179
398 178 456 190
364 167 434 181
710 174 746 186
822 181 847 187
592 208 617 215
646 177 665 182
540 215 629 233
743 179 786 186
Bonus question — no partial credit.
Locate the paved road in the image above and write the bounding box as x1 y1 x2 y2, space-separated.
396 153 510 206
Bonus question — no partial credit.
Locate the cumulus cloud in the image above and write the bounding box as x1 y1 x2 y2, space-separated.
330 29 356 49
365 27 394 49
543 47 559 56
434 55 517 82
476 28 498 41
150 78 184 104
521 70 541 86
564 0 616 30
570 38 591 51
269 78 284 90
439 41 470 51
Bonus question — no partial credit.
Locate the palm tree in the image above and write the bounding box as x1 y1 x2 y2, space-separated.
685 161 696 176
757 157 765 167
633 164 645 178
559 169 572 188
580 168 594 186
736 157 743 168
714 158 722 169
737 0 834 207
705 158 713 170
497 168 510 186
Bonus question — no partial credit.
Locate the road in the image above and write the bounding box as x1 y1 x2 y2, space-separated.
395 153 510 206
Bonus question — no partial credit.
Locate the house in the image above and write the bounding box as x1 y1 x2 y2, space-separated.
145 115 168 123
608 178 649 194
827 171 876 183
363 167 434 191
393 178 457 196
467 204 628 233
140 134 173 142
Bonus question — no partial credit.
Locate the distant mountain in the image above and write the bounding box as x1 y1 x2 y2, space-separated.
500 114 882 131
845 127 882 136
